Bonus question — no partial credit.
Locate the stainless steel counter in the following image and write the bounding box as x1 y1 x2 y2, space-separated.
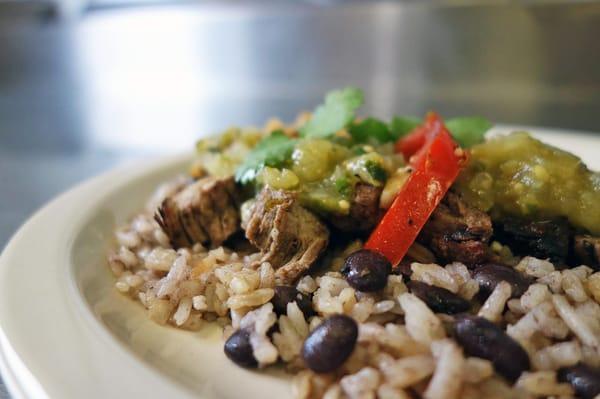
1 1 599 397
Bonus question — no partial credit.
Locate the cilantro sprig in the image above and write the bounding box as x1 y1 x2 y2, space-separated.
348 117 391 144
234 87 493 185
389 116 421 139
445 116 493 147
300 87 364 138
388 115 492 147
235 131 296 184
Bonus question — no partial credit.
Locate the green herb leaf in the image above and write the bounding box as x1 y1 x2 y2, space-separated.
301 87 364 138
389 115 492 147
348 117 392 143
389 116 421 139
445 116 492 147
365 161 387 182
353 146 367 156
234 131 296 184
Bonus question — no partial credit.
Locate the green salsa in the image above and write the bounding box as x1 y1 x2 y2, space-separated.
258 138 403 214
211 87 494 217
455 132 600 235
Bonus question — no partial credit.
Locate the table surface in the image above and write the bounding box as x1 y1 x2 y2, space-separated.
1 1 600 397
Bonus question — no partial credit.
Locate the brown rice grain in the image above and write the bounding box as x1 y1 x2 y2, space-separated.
340 367 380 399
424 339 464 399
322 384 342 399
538 271 564 294
516 371 574 396
552 294 600 348
521 283 552 312
517 257 555 278
382 355 435 388
478 281 511 322
227 288 274 309
410 263 459 293
587 272 600 303
463 357 494 384
173 297 193 326
562 269 589 303
148 299 175 325
531 340 582 370
377 384 412 399
399 293 445 345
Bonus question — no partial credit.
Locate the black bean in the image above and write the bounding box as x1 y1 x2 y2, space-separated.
453 315 529 382
272 286 315 319
472 263 531 298
301 314 358 373
407 280 471 314
224 329 257 368
557 363 600 399
341 249 392 292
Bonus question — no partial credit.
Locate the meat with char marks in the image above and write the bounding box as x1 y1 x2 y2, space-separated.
494 217 571 265
573 235 600 270
329 183 383 233
418 191 493 266
155 176 240 248
244 187 329 284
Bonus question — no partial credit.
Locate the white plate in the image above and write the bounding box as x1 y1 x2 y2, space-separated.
1 126 599 399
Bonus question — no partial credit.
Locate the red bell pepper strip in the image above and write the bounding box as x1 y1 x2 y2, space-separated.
394 124 428 160
365 112 467 266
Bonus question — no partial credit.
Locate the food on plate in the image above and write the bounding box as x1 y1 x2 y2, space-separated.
456 132 600 236
107 87 600 399
155 175 241 248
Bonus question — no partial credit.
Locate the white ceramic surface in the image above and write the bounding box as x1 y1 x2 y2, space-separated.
1 127 599 399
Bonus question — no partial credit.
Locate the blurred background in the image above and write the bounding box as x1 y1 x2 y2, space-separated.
0 1 600 392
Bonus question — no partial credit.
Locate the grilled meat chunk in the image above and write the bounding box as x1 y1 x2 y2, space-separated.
244 187 329 284
495 218 571 264
155 176 240 248
573 235 600 270
419 191 493 266
329 183 383 233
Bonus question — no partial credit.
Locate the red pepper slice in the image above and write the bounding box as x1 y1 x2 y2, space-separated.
365 112 467 266
394 124 428 160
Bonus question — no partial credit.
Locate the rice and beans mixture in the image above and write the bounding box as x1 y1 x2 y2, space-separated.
108 178 600 399
106 91 600 399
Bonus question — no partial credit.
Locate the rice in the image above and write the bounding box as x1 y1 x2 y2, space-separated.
552 295 600 348
340 367 380 399
118 246 138 268
376 384 412 399
478 281 511 322
561 269 589 302
272 302 310 363
173 296 193 326
398 293 445 345
587 272 600 302
410 263 459 293
106 178 600 399
379 354 435 388
463 357 494 384
423 340 464 399
516 371 574 396
322 385 342 399
445 262 479 299
227 288 275 309
516 256 555 278
531 340 582 370
520 283 552 312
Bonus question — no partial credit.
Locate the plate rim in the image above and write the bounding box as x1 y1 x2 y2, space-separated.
0 153 196 399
